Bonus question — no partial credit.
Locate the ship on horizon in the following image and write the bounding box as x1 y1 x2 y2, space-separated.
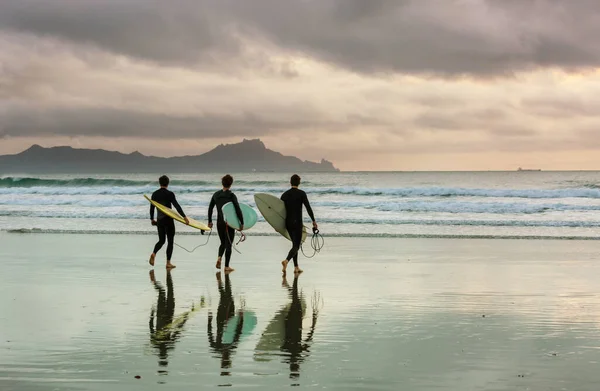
517 167 542 171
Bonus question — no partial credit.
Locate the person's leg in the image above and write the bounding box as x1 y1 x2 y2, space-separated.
166 219 176 268
290 225 303 273
150 219 167 266
224 225 235 272
216 221 228 269
282 223 302 274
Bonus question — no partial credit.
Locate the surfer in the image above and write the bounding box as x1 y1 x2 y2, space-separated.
208 174 244 273
149 175 189 269
281 174 317 275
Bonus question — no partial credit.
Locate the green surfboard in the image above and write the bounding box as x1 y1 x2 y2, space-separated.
222 202 258 230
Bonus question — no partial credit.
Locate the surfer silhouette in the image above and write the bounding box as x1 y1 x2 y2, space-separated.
254 275 320 380
280 274 319 379
149 269 191 375
208 175 244 273
280 174 318 274
207 272 245 376
149 175 189 269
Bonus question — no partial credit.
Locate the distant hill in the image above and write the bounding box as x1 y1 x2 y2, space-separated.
0 139 339 174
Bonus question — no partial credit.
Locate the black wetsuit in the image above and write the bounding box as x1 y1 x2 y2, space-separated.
150 188 186 261
208 190 244 267
281 188 315 267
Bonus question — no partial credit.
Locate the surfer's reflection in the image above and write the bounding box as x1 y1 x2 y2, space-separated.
208 272 246 376
254 275 321 380
149 270 201 375
281 275 319 379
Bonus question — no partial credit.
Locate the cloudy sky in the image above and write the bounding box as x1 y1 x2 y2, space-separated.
2 0 600 171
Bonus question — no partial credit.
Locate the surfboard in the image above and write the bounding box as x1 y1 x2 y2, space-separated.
144 194 210 232
253 193 307 242
222 202 258 230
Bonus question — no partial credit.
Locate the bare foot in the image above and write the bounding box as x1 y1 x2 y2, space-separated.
281 260 289 274
166 262 176 269
224 267 235 274
215 257 222 269
294 267 303 274
149 253 156 267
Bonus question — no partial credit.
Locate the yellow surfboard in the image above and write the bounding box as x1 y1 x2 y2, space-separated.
144 195 210 232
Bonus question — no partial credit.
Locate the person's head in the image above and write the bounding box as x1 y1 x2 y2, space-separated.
222 174 233 189
290 174 301 187
159 175 169 187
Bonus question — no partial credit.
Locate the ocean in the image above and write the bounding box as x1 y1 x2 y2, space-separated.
2 171 600 239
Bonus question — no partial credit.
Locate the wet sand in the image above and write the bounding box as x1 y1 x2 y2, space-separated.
2 232 600 390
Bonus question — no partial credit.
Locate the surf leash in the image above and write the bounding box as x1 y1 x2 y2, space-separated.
226 223 244 255
236 230 246 245
301 227 325 259
174 229 212 253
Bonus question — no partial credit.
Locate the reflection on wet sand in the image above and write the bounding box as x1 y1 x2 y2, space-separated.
255 275 322 379
149 270 204 376
208 272 257 376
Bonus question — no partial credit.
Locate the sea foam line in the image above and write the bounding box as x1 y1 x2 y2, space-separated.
2 185 600 199
4 228 599 240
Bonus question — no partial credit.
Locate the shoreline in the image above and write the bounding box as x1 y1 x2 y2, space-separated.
3 229 600 240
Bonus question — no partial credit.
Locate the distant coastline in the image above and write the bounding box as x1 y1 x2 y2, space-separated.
0 139 339 174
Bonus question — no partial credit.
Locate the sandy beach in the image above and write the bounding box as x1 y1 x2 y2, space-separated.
2 232 600 390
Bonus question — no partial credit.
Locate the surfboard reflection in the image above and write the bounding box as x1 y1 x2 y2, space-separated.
208 273 257 376
254 275 322 380
149 270 203 376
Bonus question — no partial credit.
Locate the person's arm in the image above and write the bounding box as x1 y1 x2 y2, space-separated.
150 193 156 224
208 195 215 228
231 193 244 229
302 192 316 226
171 192 189 224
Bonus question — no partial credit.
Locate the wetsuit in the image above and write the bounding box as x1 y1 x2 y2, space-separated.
208 190 244 267
281 188 315 267
150 188 186 261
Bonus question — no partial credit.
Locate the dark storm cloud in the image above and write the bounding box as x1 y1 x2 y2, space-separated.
0 107 314 138
1 0 599 76
0 0 237 66
0 106 380 138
